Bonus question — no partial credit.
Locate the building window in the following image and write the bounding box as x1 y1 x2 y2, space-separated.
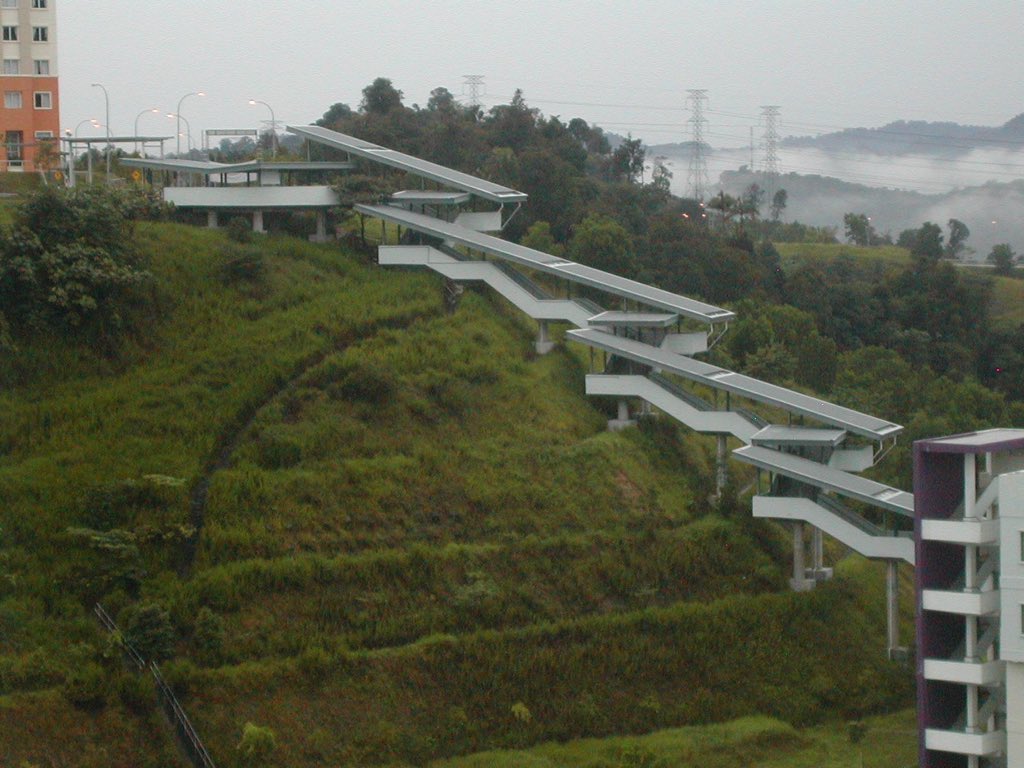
32 26 47 42
34 130 52 140
33 59 48 75
4 90 22 108
32 0 46 7
1 0 17 9
32 91 49 109
5 130 23 163
2 26 18 41
2 59 18 75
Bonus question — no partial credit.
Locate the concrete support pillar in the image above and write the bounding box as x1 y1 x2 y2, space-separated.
535 321 555 355
617 400 629 421
715 435 728 496
608 399 635 432
207 210 219 229
309 210 329 242
886 560 901 658
790 522 814 592
252 210 265 234
812 526 824 569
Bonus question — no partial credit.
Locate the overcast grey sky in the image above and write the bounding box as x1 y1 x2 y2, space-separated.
59 0 1024 148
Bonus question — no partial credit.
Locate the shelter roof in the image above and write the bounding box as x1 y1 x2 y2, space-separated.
290 125 528 203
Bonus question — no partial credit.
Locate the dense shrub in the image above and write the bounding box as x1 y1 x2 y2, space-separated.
237 722 277 766
62 661 107 709
119 602 175 662
0 185 155 345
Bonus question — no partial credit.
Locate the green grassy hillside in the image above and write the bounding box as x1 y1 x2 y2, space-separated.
1 220 913 767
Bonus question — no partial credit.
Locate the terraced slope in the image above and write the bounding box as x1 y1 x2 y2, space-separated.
0 223 912 767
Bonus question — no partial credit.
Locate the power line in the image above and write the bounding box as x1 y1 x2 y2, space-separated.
461 75 485 109
687 89 709 201
761 106 781 199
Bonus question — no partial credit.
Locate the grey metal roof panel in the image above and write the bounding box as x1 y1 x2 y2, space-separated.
917 428 1024 454
566 328 902 440
259 161 356 171
391 190 473 204
733 445 914 515
289 125 528 203
553 263 735 320
120 157 260 173
588 311 679 328
355 204 735 323
751 426 848 448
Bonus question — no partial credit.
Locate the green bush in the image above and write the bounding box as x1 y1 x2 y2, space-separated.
227 216 254 244
0 185 154 344
255 428 303 470
119 602 176 662
193 607 225 666
237 722 277 766
116 671 155 713
337 359 397 404
62 661 107 710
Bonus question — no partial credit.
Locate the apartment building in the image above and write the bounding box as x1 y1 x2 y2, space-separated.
0 0 58 172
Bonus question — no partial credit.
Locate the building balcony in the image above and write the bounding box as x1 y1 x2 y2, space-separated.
925 727 1005 757
922 588 1000 616
921 517 1000 546
923 658 1004 686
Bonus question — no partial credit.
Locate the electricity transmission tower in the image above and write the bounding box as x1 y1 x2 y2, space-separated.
760 105 781 199
462 75 485 109
686 89 709 201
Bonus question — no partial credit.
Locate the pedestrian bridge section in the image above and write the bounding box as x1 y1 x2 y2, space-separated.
289 125 529 204
357 204 736 325
567 327 901 441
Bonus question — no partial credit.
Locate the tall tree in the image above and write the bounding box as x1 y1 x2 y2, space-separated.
843 213 874 246
360 78 404 115
770 189 788 222
611 134 645 183
911 221 945 265
988 243 1018 276
946 218 971 260
426 87 456 112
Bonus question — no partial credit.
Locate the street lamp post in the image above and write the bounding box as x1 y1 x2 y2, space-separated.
90 83 111 180
134 108 161 155
169 113 193 152
74 118 100 137
175 91 205 155
248 99 277 157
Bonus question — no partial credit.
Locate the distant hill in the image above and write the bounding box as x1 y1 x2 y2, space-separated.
718 169 1024 256
782 114 1024 156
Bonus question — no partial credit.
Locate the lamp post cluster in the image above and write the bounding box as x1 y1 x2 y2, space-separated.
73 88 283 173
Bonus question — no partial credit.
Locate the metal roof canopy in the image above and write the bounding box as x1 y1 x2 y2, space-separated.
916 428 1024 454
391 190 473 205
733 445 914 515
588 311 680 328
357 204 735 324
62 136 173 144
567 327 902 440
120 157 355 175
751 426 848 448
289 125 528 203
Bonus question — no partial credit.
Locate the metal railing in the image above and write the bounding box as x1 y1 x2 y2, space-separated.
94 603 217 768
152 663 217 768
93 603 145 670
491 260 553 300
648 372 714 412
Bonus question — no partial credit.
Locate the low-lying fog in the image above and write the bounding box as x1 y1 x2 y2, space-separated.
652 145 1024 257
